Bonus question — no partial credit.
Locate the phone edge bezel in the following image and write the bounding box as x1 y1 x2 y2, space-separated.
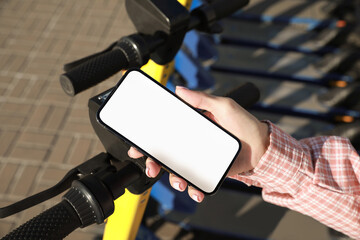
96 68 242 195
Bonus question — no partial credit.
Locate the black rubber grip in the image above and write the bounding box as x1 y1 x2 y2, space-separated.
225 82 260 109
211 0 249 21
1 201 81 240
60 48 128 96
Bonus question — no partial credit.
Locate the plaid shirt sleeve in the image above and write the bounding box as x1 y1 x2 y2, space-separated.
232 121 360 239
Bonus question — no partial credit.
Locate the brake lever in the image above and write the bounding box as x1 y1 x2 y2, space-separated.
0 168 79 218
0 152 112 218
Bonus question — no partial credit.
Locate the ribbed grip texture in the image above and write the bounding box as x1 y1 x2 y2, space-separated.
117 40 141 67
63 186 98 227
1 201 81 240
211 0 249 20
60 48 129 96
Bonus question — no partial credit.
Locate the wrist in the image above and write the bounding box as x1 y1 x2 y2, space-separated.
251 121 270 169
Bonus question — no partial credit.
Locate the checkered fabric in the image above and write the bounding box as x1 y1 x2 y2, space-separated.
233 121 360 239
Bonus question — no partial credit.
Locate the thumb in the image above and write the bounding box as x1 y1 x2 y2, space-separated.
175 86 218 113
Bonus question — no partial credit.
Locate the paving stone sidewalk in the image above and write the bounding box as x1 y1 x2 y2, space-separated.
0 0 136 239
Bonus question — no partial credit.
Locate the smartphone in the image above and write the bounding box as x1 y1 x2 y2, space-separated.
97 69 241 194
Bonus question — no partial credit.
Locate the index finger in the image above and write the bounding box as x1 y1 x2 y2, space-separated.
175 87 220 114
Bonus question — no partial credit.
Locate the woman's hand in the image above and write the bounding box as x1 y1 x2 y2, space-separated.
128 86 269 202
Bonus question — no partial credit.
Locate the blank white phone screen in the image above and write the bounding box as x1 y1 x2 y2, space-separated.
98 70 240 194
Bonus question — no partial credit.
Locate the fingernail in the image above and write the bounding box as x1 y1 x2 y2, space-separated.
176 86 188 90
173 182 182 191
145 167 151 177
192 194 200 202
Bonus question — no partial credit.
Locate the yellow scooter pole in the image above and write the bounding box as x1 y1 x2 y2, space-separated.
102 60 174 240
102 1 192 239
